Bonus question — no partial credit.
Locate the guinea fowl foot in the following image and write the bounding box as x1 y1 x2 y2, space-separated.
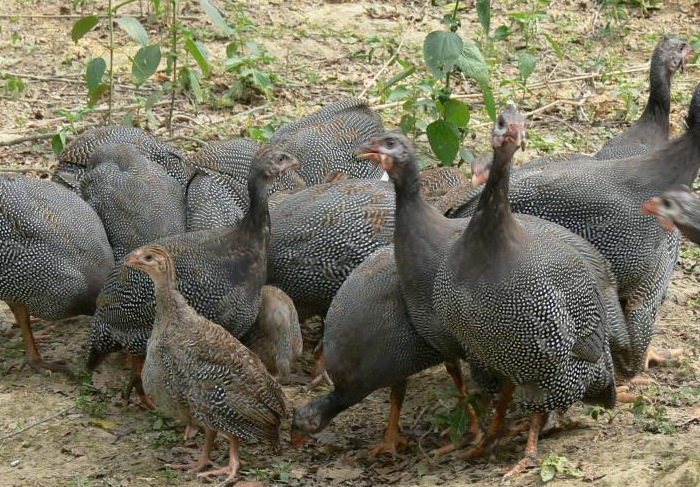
308 370 333 390
369 434 412 457
197 434 240 483
502 412 544 479
28 358 71 375
371 382 410 457
644 347 684 369
502 455 537 479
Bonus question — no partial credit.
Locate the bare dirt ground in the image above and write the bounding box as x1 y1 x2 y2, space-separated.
0 1 699 486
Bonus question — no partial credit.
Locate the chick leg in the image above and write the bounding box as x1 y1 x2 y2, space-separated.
198 434 240 482
123 354 155 409
9 302 69 374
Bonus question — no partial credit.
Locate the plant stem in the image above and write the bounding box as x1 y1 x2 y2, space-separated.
167 0 178 134
113 0 139 12
107 0 114 124
451 0 461 21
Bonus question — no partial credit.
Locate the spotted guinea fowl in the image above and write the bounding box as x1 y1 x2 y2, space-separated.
125 245 286 482
268 98 385 183
446 84 700 376
292 246 463 455
267 178 395 322
53 126 192 191
595 36 693 160
417 167 469 207
244 285 303 384
433 105 621 477
642 186 700 244
86 147 298 402
80 143 187 261
0 175 114 373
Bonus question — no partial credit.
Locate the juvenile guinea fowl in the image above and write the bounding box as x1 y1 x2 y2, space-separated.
447 84 700 377
433 105 621 477
126 245 286 482
0 175 114 373
86 147 298 401
595 36 693 160
244 285 302 384
418 166 469 207
268 98 385 183
53 126 192 191
292 246 461 455
642 186 700 244
267 178 395 322
80 143 187 261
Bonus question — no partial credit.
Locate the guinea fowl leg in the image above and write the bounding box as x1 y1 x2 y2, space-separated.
198 434 240 482
503 411 544 479
167 428 216 472
370 381 411 456
123 355 155 409
309 349 333 389
459 381 515 460
644 347 684 369
431 360 485 456
8 302 69 374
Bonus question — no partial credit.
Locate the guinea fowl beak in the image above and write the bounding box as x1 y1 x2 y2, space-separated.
471 171 489 187
641 197 676 232
124 252 140 268
356 141 393 172
507 123 527 152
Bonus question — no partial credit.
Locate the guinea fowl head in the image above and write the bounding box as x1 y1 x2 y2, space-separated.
356 132 416 181
641 186 696 231
249 146 299 183
655 35 693 76
290 403 323 447
492 104 526 158
124 244 177 285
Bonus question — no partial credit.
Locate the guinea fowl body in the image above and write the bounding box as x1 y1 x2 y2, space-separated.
642 186 700 244
86 147 298 368
128 245 285 481
446 85 700 377
80 143 187 261
53 126 192 191
0 175 114 370
595 36 692 160
244 285 303 384
269 98 385 183
291 246 445 443
267 179 395 322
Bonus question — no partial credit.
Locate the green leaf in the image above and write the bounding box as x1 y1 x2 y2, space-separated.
85 57 106 92
456 41 490 85
51 131 67 155
476 0 491 36
187 68 203 103
423 31 463 78
132 45 161 85
442 99 470 128
71 15 99 43
400 114 415 135
480 82 497 122
543 33 563 60
87 83 109 107
117 16 149 47
199 0 231 36
387 86 409 102
242 68 271 91
426 119 460 166
184 39 211 77
144 90 163 111
384 66 416 92
540 464 557 482
517 51 536 81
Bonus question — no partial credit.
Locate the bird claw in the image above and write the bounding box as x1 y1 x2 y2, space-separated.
502 455 537 480
28 359 71 376
308 371 333 390
369 435 412 457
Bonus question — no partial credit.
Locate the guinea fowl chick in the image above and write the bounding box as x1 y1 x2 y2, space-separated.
433 105 620 477
0 175 114 373
244 285 302 384
418 166 469 206
53 126 192 191
80 143 187 261
126 245 286 482
642 186 700 244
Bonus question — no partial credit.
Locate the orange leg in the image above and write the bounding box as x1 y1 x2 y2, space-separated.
9 302 69 374
460 381 515 460
309 350 333 389
370 382 411 456
503 411 544 478
198 433 240 482
124 354 155 409
167 428 216 472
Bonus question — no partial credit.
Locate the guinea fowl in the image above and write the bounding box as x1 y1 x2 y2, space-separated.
244 285 303 384
642 186 700 244
268 98 385 183
125 245 286 482
447 84 700 377
292 246 455 455
418 166 469 206
53 126 192 191
86 146 298 402
433 105 620 477
267 178 395 322
595 36 693 160
80 143 187 261
0 175 114 373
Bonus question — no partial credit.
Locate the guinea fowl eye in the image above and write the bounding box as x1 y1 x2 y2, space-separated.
385 138 395 149
145 254 153 262
662 199 672 208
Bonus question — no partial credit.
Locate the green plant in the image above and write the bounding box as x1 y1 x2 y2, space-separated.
631 396 676 434
1 74 27 100
428 385 484 446
246 461 295 484
540 454 584 482
74 370 111 418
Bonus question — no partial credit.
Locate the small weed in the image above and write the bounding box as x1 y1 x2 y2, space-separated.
428 386 484 446
582 405 618 424
74 372 110 419
631 396 676 434
540 454 584 482
65 475 94 487
161 466 180 481
1 75 27 101
246 461 295 484
13 419 27 431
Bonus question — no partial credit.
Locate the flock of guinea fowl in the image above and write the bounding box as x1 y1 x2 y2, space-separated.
1 33 700 483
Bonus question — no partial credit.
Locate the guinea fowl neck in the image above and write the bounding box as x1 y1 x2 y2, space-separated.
638 50 672 134
150 265 179 323
393 157 426 215
472 148 514 231
240 168 272 238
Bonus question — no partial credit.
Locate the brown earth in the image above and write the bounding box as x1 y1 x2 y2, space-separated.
0 1 699 486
